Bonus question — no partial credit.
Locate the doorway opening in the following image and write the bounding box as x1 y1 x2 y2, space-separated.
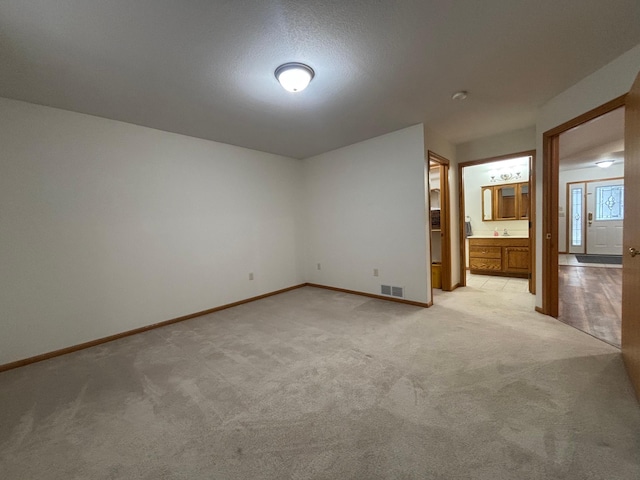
556 106 625 347
458 151 536 294
427 151 451 294
541 95 626 321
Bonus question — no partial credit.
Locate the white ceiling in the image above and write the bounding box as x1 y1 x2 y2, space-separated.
559 107 625 171
1 1 639 159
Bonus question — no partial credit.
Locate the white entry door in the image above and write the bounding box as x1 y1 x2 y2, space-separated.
586 179 624 255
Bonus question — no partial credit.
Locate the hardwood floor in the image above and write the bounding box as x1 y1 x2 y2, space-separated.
558 265 622 347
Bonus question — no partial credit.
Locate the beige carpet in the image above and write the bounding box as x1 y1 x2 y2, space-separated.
1 286 639 479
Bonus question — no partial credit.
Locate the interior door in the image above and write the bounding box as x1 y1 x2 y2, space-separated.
623 71 640 399
586 179 624 255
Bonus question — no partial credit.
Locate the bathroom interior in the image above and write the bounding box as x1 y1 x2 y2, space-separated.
462 156 532 293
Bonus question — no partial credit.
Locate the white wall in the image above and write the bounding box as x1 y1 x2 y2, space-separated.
536 43 640 306
0 98 304 365
457 126 536 164
558 164 625 252
303 125 429 303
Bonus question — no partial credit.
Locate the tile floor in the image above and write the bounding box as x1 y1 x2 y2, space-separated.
464 253 621 293
558 254 622 269
465 272 530 292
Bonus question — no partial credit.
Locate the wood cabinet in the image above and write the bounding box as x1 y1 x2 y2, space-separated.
469 237 529 278
482 182 529 221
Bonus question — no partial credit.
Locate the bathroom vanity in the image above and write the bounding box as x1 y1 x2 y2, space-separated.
468 236 529 278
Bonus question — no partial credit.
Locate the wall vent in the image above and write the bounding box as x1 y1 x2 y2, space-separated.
381 285 404 298
391 286 404 298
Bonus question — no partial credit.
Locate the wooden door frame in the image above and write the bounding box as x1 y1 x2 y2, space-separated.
458 150 536 292
541 94 626 317
428 151 452 291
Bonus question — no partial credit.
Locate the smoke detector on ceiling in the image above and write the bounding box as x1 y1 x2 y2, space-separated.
451 90 468 101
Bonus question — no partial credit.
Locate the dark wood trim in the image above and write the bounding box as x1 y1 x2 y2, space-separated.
458 161 467 287
529 151 537 295
306 283 430 308
535 306 545 315
428 151 452 292
542 133 559 316
458 150 536 294
450 282 462 291
442 161 452 290
426 161 435 301
544 94 627 138
0 284 307 373
428 151 450 166
541 95 626 317
458 150 536 169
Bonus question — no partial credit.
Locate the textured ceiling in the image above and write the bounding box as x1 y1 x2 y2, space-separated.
1 1 639 159
559 107 625 171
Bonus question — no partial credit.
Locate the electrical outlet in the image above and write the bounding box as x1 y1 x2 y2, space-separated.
373 268 379 277
249 272 254 280
317 263 321 270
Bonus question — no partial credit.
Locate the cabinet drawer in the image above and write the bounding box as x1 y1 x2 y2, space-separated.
469 246 501 258
470 257 502 271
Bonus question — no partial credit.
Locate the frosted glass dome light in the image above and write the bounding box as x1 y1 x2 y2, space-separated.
595 160 614 168
275 63 314 93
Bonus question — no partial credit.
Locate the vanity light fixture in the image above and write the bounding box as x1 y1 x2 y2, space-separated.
595 160 614 168
489 167 521 182
275 62 315 92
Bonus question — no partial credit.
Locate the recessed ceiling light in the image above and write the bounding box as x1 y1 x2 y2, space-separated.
275 63 315 93
451 90 468 101
595 160 614 168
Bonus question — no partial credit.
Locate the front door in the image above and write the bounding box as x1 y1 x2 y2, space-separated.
622 70 640 399
586 179 624 255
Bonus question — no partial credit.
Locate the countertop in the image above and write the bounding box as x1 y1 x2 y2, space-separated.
467 235 529 239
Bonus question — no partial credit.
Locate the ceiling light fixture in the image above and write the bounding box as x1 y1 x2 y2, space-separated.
595 160 614 168
275 63 314 93
451 90 468 101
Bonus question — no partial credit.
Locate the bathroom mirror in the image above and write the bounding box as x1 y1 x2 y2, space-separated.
495 185 517 220
482 182 529 221
482 187 493 221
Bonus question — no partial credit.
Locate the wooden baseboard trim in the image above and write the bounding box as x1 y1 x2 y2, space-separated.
305 283 430 308
0 284 307 373
535 306 546 315
450 282 462 291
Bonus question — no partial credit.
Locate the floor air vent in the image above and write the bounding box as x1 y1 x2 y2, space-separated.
381 285 404 298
